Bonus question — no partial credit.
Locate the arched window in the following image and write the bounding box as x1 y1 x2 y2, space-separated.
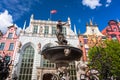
19 45 35 80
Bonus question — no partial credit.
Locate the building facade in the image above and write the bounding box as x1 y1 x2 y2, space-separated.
13 15 83 80
77 20 105 77
0 25 19 79
102 20 120 41
79 20 105 61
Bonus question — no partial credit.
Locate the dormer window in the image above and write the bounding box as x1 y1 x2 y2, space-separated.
33 26 38 33
8 33 13 39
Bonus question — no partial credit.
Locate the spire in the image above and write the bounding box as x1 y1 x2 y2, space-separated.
78 29 80 35
89 19 93 25
74 24 77 35
29 14 34 27
86 22 88 26
23 20 26 31
30 14 34 20
67 17 71 28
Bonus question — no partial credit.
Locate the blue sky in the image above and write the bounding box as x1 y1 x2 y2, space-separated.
0 0 120 34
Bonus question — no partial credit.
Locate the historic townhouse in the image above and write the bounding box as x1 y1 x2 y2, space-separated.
0 25 19 79
78 20 105 77
102 20 120 41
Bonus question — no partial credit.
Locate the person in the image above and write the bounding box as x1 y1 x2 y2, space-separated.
56 20 68 34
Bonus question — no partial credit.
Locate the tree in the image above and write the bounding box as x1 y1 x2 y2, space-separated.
88 40 120 79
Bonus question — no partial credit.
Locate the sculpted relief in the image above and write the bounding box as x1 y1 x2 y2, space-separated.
87 35 103 48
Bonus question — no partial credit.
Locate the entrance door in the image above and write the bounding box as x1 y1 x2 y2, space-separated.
43 73 59 80
43 73 53 80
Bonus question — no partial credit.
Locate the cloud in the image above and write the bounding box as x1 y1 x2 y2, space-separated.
0 0 39 21
0 10 21 34
105 0 112 7
0 10 13 33
106 0 112 3
82 0 102 9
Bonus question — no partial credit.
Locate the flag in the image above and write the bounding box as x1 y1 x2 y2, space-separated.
50 10 57 14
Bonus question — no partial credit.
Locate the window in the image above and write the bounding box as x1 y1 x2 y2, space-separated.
52 26 56 35
113 28 117 32
102 36 107 39
44 26 49 35
9 43 14 50
62 27 66 35
85 48 89 56
111 34 117 40
8 33 13 39
84 39 88 44
42 43 55 68
19 45 34 80
83 35 87 38
0 43 5 50
33 26 38 33
69 62 77 80
92 29 94 33
43 59 55 68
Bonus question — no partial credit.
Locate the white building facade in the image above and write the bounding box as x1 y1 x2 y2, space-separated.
13 15 82 80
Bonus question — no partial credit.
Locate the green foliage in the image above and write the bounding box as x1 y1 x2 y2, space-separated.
88 40 120 77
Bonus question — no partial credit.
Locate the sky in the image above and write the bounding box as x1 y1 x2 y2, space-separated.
0 0 120 34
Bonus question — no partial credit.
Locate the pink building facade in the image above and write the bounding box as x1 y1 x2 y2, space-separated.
0 25 19 78
102 20 120 41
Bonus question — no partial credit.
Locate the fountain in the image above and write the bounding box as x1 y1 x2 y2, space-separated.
41 20 83 80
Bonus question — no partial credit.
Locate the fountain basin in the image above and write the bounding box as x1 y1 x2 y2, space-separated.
41 45 83 63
